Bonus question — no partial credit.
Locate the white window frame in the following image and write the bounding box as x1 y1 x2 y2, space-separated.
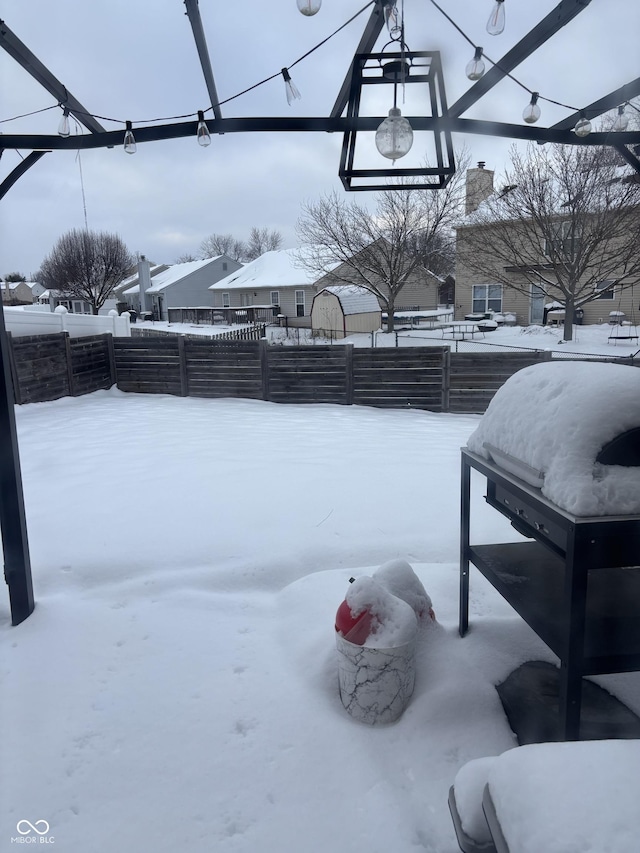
295 290 305 317
270 290 280 307
544 221 582 258
222 292 230 307
594 280 615 300
472 284 502 314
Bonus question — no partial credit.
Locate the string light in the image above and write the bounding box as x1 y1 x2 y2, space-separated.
573 112 591 138
196 110 211 146
281 68 301 105
612 105 629 132
465 47 485 81
297 0 321 15
486 0 505 35
57 107 71 138
522 92 541 124
123 120 137 154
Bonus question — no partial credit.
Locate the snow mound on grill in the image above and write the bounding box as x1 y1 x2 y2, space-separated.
466 360 640 516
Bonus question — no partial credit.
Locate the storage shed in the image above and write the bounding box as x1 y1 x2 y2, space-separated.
311 285 381 339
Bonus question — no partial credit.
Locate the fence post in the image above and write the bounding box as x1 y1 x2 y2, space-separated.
6 331 21 405
442 347 451 413
345 343 354 405
260 338 270 401
177 335 189 397
105 332 117 388
63 331 75 396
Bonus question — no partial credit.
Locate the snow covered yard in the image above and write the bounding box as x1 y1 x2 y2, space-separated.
1 390 639 852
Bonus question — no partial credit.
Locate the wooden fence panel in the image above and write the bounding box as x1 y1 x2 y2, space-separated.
267 346 348 404
352 348 447 411
11 333 70 403
449 351 549 413
69 334 113 396
185 340 263 399
113 337 184 396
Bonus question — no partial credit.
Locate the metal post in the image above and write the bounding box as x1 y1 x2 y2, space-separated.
0 303 34 625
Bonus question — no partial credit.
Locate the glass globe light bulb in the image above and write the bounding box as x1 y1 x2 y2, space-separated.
123 121 137 155
466 48 485 81
523 93 541 124
612 106 629 132
196 111 211 147
574 115 591 138
58 108 71 138
375 107 414 162
486 0 505 35
297 0 321 15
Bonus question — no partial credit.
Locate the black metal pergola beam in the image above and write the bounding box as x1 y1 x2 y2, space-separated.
0 19 108 135
0 151 49 202
183 0 222 121
330 0 385 118
2 116 638 153
547 77 640 130
447 0 594 118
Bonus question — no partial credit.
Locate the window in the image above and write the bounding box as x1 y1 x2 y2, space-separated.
270 291 280 307
543 221 582 258
472 284 502 314
72 300 91 314
222 292 230 307
595 280 615 300
295 290 305 317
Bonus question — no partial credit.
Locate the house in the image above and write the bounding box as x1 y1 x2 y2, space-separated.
1 280 38 305
454 163 640 326
311 285 382 339
119 254 242 320
210 245 440 327
37 289 120 315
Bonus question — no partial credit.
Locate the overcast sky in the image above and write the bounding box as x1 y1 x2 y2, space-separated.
1 0 638 278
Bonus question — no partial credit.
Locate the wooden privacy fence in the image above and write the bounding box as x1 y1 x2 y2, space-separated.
6 331 558 413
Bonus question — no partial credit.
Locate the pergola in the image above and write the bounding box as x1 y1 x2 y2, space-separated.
1 0 639 624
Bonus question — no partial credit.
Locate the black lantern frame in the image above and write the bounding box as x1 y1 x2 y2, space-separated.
339 51 455 191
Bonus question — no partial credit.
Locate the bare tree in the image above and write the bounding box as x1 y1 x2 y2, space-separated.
200 233 246 262
39 229 133 314
457 143 640 341
245 227 283 261
296 159 468 331
3 272 26 282
175 252 199 263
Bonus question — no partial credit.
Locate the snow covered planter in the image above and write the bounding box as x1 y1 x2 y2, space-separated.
466 360 640 517
334 560 434 725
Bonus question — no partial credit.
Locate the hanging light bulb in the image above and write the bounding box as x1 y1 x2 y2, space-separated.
486 0 505 35
58 107 71 138
281 68 301 105
522 93 541 124
123 121 137 154
196 110 211 147
465 47 485 81
612 105 629 132
384 0 402 39
573 112 592 138
375 107 414 162
296 0 321 15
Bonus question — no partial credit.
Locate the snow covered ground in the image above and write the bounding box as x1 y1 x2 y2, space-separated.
1 389 639 851
136 318 640 359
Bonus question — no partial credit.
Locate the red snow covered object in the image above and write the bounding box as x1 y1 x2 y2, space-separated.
335 594 373 645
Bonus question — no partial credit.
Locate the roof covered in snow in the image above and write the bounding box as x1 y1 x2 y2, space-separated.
318 285 380 315
466 360 640 516
209 248 335 291
122 257 227 295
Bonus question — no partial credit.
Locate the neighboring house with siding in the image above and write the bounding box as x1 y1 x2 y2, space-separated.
455 163 640 326
2 280 40 305
119 255 242 320
210 245 440 327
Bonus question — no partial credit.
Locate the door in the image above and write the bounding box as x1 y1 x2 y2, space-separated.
530 284 545 325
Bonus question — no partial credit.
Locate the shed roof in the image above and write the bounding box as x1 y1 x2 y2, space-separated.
319 285 380 315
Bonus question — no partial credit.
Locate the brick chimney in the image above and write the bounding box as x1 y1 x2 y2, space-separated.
465 161 495 214
137 255 152 313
